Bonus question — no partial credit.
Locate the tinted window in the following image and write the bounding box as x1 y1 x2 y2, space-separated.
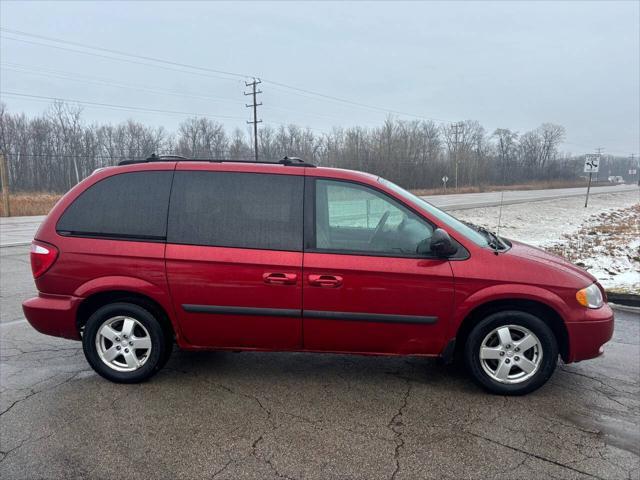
57 171 173 239
168 171 303 251
314 179 433 256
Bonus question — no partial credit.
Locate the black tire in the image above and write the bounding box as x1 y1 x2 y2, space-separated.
464 310 558 395
82 302 170 383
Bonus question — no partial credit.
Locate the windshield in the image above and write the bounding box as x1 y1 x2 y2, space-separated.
378 177 489 247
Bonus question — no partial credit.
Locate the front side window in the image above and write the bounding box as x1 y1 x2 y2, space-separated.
314 179 433 256
56 171 173 240
168 171 303 251
377 177 489 247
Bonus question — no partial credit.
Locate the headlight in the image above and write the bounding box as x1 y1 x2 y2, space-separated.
576 283 604 309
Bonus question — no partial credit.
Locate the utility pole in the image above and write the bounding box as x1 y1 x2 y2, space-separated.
244 78 262 162
0 153 10 217
451 122 463 191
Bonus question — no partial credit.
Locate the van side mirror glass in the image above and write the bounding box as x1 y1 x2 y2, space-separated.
427 228 458 257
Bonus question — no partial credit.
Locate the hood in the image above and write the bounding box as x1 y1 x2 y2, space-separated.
506 239 597 286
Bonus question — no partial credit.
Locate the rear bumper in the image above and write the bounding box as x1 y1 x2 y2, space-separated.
22 294 82 340
565 304 614 363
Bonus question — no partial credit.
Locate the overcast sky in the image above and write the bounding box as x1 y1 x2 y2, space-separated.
1 1 638 155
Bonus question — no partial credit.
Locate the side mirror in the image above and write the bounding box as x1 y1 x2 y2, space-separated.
422 228 458 257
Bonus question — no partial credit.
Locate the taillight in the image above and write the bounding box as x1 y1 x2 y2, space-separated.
30 241 59 278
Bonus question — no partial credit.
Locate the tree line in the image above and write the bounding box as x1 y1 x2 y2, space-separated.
0 101 635 193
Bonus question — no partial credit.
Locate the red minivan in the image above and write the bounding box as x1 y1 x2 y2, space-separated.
22 156 614 395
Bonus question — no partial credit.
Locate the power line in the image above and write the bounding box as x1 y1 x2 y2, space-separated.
1 36 243 84
2 62 350 125
244 78 263 162
1 28 450 123
264 80 451 123
0 27 251 80
0 90 330 135
0 91 248 120
3 29 636 153
0 63 246 106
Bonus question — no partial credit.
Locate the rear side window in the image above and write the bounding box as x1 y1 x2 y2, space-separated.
168 171 303 251
57 171 173 240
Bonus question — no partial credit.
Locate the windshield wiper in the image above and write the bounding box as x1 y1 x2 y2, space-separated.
462 222 505 251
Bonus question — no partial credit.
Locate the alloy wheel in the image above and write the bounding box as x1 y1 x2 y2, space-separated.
479 324 542 384
95 315 152 372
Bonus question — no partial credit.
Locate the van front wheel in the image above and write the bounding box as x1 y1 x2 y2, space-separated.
464 311 558 395
82 302 168 383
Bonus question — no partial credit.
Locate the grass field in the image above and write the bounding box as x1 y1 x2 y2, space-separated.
0 193 61 217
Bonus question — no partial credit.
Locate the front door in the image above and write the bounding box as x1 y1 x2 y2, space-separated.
166 168 304 349
303 178 454 354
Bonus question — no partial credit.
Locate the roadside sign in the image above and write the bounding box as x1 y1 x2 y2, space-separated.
584 155 600 173
630 169 637 175
442 176 448 193
584 154 601 207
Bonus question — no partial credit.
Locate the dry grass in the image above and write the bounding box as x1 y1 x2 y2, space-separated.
411 179 612 196
546 204 640 293
0 193 62 217
546 204 640 261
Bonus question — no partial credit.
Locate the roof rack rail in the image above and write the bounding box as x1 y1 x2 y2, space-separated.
278 156 315 167
118 154 188 165
118 154 316 167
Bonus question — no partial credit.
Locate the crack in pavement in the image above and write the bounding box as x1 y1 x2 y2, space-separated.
250 434 297 480
0 432 53 465
0 369 89 417
210 457 233 479
205 381 296 480
464 430 608 480
388 379 412 480
559 367 637 395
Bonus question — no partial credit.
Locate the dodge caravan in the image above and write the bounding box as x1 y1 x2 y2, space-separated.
22 156 614 395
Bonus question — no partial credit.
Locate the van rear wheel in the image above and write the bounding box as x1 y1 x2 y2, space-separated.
464 311 558 395
82 302 169 383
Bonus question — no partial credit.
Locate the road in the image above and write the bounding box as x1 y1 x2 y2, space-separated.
1 184 636 247
1 244 639 479
422 183 637 211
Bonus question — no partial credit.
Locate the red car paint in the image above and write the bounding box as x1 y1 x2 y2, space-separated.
22 160 614 363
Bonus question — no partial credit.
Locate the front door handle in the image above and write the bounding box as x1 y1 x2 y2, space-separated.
308 274 343 288
263 272 297 285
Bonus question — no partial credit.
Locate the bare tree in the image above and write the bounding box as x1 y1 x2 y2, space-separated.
492 128 518 184
1 101 596 193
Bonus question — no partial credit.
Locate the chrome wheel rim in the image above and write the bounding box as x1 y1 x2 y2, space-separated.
479 324 542 384
95 316 152 372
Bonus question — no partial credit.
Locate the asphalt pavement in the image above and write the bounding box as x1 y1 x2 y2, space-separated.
1 184 636 247
422 183 637 211
1 244 639 479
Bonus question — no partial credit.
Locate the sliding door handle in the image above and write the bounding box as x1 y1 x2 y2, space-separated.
263 272 297 285
308 274 343 287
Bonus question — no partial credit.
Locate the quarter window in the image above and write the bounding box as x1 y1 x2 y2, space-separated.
314 179 433 256
168 171 303 251
56 171 173 239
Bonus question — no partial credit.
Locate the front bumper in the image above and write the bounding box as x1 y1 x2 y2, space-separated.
565 303 614 363
22 294 82 340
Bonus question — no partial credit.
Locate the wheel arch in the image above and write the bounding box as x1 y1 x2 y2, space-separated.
454 299 570 362
76 290 176 342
